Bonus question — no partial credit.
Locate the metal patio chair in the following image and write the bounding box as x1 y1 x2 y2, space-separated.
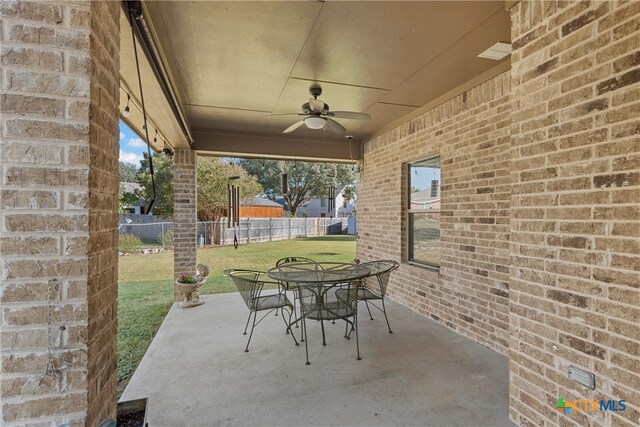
275 257 320 337
224 269 298 352
298 279 361 365
336 260 399 334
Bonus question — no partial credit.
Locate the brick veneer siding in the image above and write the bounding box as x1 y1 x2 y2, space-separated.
358 72 512 354
86 1 120 423
0 1 120 425
509 1 640 426
173 148 197 301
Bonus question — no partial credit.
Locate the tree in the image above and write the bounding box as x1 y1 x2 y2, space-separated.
197 157 262 244
197 157 262 222
118 186 139 213
240 159 356 216
341 185 356 204
119 161 138 182
136 152 174 218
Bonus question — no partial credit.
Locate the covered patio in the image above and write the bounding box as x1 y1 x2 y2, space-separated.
1 0 639 426
121 293 511 426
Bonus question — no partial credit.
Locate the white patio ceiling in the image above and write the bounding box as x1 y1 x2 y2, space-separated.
119 1 511 159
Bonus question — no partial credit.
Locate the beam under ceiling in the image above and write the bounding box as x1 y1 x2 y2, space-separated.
192 129 361 163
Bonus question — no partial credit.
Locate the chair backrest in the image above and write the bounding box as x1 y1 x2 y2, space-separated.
275 257 322 289
298 282 356 321
361 260 399 296
223 269 263 310
275 256 317 267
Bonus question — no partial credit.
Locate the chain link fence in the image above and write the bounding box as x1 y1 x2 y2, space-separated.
118 217 351 249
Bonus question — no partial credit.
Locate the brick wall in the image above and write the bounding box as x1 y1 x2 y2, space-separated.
86 1 120 423
1 0 119 425
173 149 197 300
358 72 512 354
509 1 640 426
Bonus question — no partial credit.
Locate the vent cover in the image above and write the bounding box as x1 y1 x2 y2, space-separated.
478 42 512 60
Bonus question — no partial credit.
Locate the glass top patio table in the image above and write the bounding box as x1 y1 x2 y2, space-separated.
267 262 371 285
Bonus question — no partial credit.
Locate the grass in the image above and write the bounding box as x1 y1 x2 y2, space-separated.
117 235 356 396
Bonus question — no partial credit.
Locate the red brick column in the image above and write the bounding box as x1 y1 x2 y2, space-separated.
0 1 120 425
173 149 197 301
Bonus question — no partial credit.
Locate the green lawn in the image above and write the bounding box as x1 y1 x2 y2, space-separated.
117 235 356 396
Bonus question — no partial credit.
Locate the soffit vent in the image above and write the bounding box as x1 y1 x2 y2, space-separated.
478 42 512 60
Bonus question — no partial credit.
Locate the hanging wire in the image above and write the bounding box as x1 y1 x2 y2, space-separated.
347 136 355 172
129 8 156 214
120 82 174 153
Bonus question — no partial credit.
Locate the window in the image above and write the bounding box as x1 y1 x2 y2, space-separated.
320 198 326 208
408 156 441 268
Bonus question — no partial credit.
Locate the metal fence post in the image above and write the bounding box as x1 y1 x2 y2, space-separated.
247 219 250 244
269 218 273 242
222 219 226 245
161 222 165 250
288 218 291 239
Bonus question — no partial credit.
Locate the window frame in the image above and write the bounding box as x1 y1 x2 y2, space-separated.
406 155 441 271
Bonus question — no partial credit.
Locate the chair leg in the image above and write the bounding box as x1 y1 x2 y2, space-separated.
346 304 357 339
284 306 299 346
242 311 252 335
302 315 310 365
292 292 299 328
365 300 374 320
355 310 361 361
381 297 393 334
280 306 290 334
321 319 326 346
244 310 258 352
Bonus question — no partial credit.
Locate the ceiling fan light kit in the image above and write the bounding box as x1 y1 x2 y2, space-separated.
280 84 371 134
304 116 326 129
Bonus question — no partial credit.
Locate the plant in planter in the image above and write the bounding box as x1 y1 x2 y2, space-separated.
175 264 210 308
176 273 197 284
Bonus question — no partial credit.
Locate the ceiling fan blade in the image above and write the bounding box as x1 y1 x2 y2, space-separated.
283 120 305 134
324 118 347 134
267 113 305 116
309 98 325 112
326 111 371 120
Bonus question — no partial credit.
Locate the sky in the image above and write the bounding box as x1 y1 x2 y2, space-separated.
411 164 441 192
119 120 148 165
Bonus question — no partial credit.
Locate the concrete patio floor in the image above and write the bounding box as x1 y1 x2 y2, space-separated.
121 293 513 426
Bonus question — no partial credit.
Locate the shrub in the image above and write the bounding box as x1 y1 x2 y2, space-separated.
119 234 142 254
157 229 174 248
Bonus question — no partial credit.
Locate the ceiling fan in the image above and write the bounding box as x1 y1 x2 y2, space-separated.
276 85 371 134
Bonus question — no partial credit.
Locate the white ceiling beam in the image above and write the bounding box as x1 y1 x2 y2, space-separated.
192 128 361 163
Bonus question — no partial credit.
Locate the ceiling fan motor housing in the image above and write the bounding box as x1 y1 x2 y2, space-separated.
309 84 322 98
302 102 329 115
